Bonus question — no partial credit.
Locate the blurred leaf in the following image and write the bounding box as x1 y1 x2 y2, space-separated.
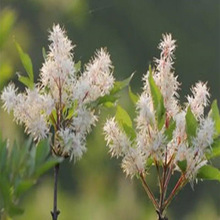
209 100 220 137
177 160 187 172
197 165 220 181
0 62 13 89
35 139 50 167
15 180 35 197
0 9 16 49
9 204 24 216
206 138 220 159
15 42 34 88
35 158 62 177
148 68 165 130
0 136 62 218
129 86 139 104
185 107 198 144
116 105 132 128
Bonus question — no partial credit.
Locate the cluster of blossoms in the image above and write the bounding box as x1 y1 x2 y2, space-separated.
1 24 115 161
104 33 215 181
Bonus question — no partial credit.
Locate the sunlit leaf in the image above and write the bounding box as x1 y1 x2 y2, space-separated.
116 105 132 128
122 123 136 140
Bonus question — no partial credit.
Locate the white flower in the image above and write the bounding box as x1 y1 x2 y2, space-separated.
154 33 180 116
74 48 114 103
121 147 145 178
193 117 215 151
71 132 87 161
40 24 75 103
173 111 186 143
104 117 131 158
136 92 155 129
1 83 18 113
187 81 210 119
72 107 97 134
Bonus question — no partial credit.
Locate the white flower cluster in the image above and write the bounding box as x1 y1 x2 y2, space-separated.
1 24 115 161
104 34 215 181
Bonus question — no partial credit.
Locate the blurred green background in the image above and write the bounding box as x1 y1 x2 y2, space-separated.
0 0 220 219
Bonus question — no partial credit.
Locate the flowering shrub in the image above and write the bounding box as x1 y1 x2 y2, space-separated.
1 24 123 161
1 24 131 219
104 34 220 220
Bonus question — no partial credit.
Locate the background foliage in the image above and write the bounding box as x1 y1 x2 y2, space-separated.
0 0 219 219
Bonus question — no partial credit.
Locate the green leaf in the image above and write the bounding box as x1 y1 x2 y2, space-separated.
35 139 50 167
74 60 81 72
110 73 134 95
185 107 198 144
177 160 187 172
129 86 139 104
164 118 176 141
197 165 220 181
115 105 132 128
148 68 166 130
122 123 136 140
146 157 153 167
18 75 34 89
206 138 220 159
15 42 34 84
9 204 24 216
209 100 220 137
15 180 35 197
34 158 62 177
90 94 118 108
0 9 16 49
42 47 47 60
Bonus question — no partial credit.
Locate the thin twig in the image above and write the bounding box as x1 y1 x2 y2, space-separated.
51 163 60 220
163 173 186 211
140 172 159 210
